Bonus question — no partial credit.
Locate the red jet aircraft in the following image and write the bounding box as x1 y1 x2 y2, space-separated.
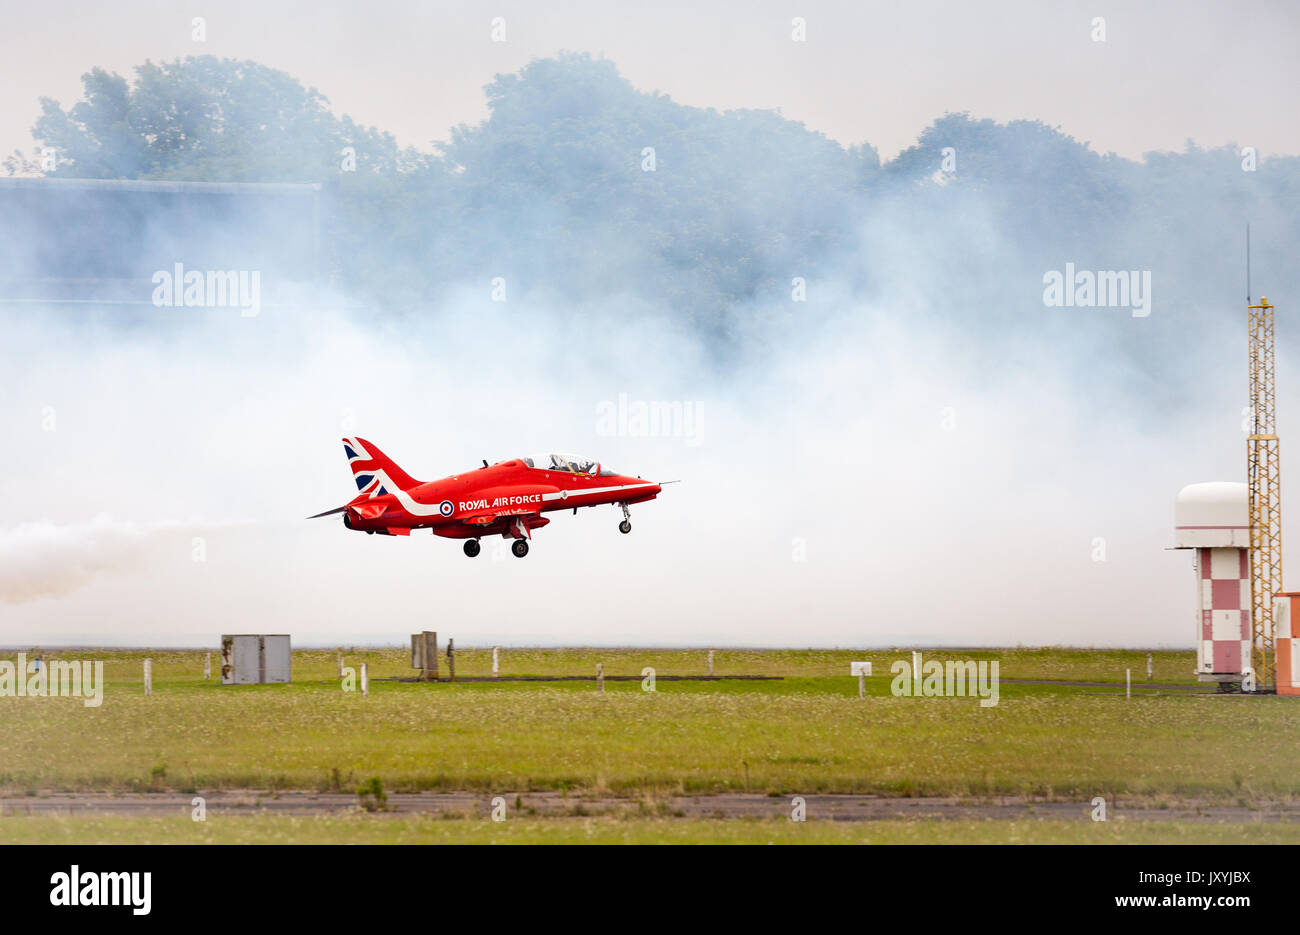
309 437 668 557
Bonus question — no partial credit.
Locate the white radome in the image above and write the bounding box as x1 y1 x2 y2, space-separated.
1175 482 1249 548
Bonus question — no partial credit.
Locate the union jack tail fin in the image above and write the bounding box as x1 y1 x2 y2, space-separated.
342 436 423 495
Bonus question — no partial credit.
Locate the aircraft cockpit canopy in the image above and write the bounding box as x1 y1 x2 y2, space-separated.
524 453 612 475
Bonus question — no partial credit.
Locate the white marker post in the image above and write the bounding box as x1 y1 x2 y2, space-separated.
1126 668 1131 699
1146 653 1153 681
708 649 714 676
361 662 369 697
851 661 871 699
144 658 152 696
492 647 499 678
596 662 605 693
203 652 211 680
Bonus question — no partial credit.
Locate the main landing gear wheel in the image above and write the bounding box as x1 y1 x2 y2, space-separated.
619 520 631 534
511 539 530 558
463 539 481 558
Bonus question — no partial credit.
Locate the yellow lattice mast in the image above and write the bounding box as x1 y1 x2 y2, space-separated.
1247 292 1281 692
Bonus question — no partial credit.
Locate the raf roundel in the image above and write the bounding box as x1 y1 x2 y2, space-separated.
439 500 455 517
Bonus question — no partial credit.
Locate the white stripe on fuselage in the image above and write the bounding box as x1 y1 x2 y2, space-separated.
539 482 657 502
357 470 657 519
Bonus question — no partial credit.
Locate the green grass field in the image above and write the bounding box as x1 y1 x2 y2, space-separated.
4 814 1298 845
2 647 1296 843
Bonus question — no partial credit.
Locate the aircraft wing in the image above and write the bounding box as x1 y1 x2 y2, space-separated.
306 505 348 519
307 501 387 521
459 508 542 527
458 509 551 539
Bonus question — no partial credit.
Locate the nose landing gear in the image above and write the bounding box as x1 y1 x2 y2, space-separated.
618 502 632 534
463 539 481 558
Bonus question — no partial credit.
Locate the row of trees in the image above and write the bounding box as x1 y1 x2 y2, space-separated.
9 53 1299 346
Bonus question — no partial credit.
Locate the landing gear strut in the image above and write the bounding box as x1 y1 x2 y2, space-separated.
511 539 530 558
463 539 481 558
618 502 632 534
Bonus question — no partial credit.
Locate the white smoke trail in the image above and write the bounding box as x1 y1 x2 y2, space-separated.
0 514 239 604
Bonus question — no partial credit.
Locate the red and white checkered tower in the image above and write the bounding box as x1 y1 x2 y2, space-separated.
1174 483 1253 688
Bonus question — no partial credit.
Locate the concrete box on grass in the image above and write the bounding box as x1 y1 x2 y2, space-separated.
220 634 291 685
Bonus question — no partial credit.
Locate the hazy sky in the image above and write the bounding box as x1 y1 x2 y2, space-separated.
3 0 1299 166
